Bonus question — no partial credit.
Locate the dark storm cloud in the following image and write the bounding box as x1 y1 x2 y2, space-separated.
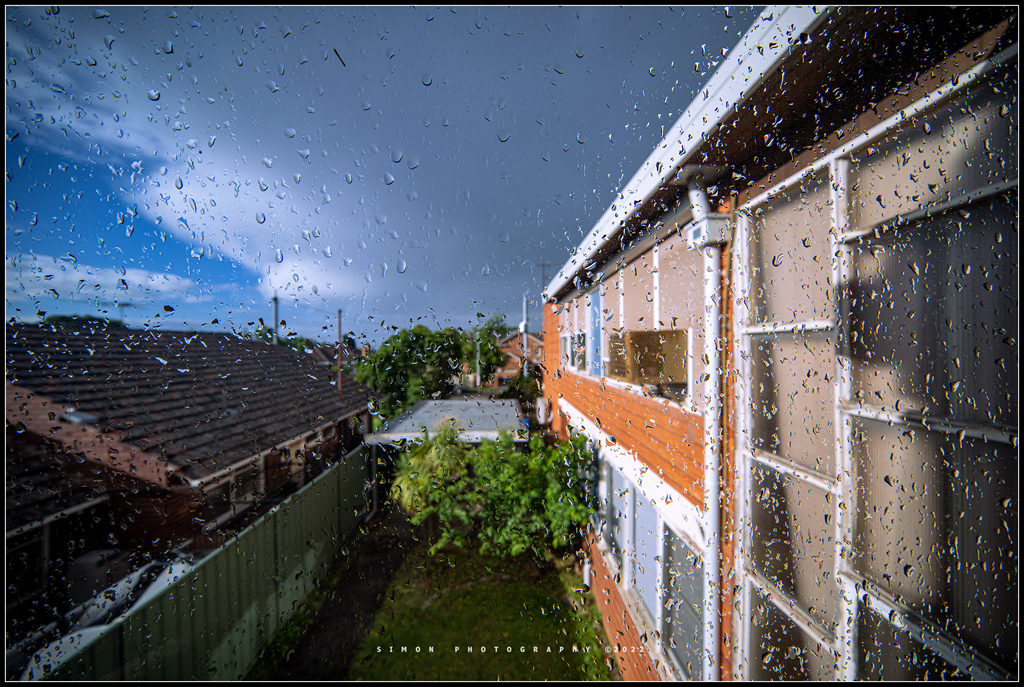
5 5 760 342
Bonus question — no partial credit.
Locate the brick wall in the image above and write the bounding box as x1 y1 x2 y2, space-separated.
588 537 660 681
544 243 737 678
541 303 705 509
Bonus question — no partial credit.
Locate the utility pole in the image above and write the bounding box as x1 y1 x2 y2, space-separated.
272 293 279 345
475 335 481 388
522 293 529 379
342 311 350 387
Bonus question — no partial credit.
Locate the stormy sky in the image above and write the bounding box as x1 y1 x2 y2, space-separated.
5 5 761 345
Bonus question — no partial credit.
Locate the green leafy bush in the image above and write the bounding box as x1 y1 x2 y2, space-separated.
389 427 592 559
498 372 542 417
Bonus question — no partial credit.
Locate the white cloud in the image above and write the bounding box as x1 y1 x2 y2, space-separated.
4 252 208 306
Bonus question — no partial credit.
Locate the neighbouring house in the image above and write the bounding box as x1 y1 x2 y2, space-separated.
6 427 114 644
308 339 360 372
5 322 375 558
541 6 1016 682
490 332 543 387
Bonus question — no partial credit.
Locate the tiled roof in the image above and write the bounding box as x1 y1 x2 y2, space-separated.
5 323 374 483
5 427 109 535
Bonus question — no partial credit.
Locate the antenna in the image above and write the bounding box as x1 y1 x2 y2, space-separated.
537 261 554 292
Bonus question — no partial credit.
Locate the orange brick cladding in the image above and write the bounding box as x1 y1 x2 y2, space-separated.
542 240 736 679
588 536 660 681
541 303 705 510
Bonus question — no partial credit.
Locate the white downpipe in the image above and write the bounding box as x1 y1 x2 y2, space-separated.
702 241 723 682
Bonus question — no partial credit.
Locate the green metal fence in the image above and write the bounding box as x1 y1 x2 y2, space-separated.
47 446 369 681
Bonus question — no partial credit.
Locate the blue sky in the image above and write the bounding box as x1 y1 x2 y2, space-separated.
5 6 760 345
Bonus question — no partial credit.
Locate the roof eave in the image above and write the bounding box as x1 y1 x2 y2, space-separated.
544 5 831 302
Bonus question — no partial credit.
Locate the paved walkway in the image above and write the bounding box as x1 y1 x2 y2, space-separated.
259 503 419 680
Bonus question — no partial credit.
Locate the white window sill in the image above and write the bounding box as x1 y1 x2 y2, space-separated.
564 368 701 416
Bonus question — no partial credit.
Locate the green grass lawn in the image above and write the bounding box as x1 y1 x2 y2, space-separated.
347 541 615 680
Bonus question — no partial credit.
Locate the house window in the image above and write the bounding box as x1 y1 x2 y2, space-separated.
631 490 660 622
607 467 630 570
663 525 704 679
587 289 601 377
572 331 586 370
606 328 691 401
232 463 260 504
205 483 231 521
603 237 695 403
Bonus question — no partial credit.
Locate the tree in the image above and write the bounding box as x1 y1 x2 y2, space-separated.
464 313 510 386
244 324 325 356
356 325 465 418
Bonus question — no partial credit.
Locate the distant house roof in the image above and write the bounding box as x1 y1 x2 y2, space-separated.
6 427 109 537
5 323 374 487
365 399 527 445
499 332 542 346
308 343 356 366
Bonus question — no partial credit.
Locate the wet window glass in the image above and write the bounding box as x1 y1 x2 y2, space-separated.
5 5 1015 682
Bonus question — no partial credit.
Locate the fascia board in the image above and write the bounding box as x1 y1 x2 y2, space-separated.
544 5 830 302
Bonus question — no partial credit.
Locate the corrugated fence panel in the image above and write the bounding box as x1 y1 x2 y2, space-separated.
48 446 369 681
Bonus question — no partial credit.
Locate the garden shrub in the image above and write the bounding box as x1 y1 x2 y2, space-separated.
389 425 592 559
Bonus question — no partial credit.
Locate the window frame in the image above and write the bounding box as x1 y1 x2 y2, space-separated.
732 60 1018 681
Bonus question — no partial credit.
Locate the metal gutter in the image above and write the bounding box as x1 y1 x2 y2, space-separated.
543 5 830 302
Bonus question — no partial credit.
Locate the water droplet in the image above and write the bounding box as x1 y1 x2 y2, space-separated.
174 177 183 190
397 259 407 273
103 35 115 50
285 128 296 138
498 132 510 143
262 157 273 168
256 212 267 224
147 89 161 101
345 172 353 184
421 74 432 86
274 248 284 263
384 172 395 185
162 41 173 54
93 8 110 18
391 149 403 163
322 246 333 258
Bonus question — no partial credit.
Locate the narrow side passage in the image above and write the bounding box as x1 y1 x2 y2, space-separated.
259 503 420 680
